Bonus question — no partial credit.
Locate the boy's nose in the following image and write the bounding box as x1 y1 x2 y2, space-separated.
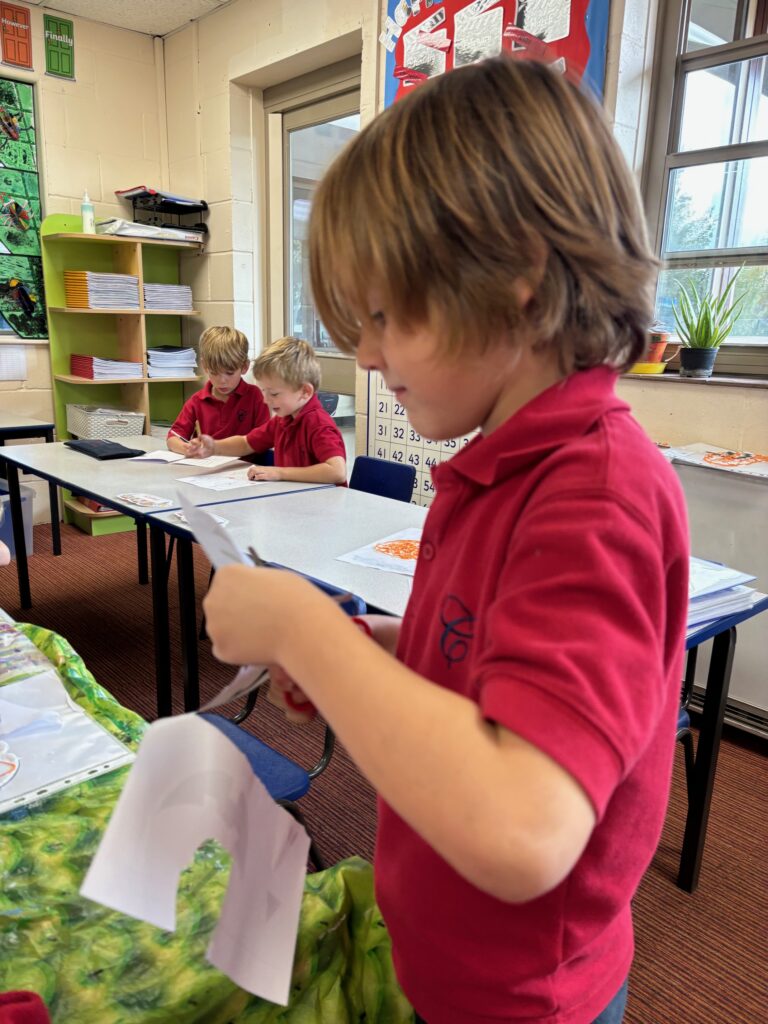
356 327 384 372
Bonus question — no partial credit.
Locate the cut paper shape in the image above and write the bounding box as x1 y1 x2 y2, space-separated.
337 526 423 577
176 492 252 570
80 714 310 1004
0 740 20 788
116 492 173 509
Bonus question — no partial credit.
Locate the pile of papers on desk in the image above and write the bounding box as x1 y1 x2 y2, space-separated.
146 344 197 378
64 271 140 309
687 556 766 632
144 283 193 310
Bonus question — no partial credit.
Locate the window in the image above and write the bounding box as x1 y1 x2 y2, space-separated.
645 1 768 374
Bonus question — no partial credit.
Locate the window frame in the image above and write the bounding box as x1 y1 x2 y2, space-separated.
643 0 768 377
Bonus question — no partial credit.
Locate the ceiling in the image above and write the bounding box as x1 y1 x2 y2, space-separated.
25 0 235 37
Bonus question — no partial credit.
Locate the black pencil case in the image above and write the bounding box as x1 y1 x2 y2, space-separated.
64 439 145 460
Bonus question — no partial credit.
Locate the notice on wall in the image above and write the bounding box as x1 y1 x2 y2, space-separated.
44 14 74 79
0 4 32 70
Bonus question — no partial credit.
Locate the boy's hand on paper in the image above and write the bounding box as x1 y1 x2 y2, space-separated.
187 434 215 458
247 465 282 482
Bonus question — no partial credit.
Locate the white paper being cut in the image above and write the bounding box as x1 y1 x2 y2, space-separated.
80 714 310 1004
337 527 422 577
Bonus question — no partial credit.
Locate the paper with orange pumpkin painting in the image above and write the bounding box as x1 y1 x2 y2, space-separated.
671 443 768 478
337 527 423 577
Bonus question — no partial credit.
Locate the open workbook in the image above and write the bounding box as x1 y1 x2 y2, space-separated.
129 451 249 473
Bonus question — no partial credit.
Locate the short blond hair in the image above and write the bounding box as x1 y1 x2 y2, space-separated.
199 326 250 374
310 56 658 373
252 336 321 392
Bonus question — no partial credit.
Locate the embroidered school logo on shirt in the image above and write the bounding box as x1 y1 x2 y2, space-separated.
439 594 475 667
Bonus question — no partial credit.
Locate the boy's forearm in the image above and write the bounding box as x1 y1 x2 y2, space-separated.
211 435 254 456
275 460 346 484
277 603 594 903
167 435 189 455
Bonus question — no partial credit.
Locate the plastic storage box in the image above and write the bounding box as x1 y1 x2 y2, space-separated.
66 404 145 439
0 477 34 558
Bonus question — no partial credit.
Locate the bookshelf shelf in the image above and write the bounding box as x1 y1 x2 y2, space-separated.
42 213 202 533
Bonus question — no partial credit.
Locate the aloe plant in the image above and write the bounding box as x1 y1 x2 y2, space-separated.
672 271 745 349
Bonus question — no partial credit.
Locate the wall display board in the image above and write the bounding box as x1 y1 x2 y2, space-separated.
0 4 33 70
0 76 45 338
368 371 476 507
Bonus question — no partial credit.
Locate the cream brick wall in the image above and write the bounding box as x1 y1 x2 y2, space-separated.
1 10 164 522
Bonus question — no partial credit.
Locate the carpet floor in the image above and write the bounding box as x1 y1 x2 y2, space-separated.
1 522 765 1024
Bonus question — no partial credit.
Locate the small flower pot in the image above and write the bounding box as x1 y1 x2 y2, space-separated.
646 332 669 363
679 347 718 379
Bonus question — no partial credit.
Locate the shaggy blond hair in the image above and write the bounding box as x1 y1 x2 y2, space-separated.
199 326 250 374
309 56 658 373
252 336 321 392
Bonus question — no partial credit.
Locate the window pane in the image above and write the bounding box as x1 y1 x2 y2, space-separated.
686 0 740 51
679 56 768 151
663 157 768 253
655 265 768 344
288 113 360 352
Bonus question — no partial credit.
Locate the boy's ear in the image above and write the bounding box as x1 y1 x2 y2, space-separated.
241 360 251 375
301 382 315 399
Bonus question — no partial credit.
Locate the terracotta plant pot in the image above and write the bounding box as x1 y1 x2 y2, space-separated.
679 347 718 379
646 340 668 363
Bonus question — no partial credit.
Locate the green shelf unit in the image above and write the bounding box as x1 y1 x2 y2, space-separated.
41 213 203 533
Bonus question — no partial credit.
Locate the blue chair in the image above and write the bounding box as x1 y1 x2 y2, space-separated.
350 455 416 503
203 574 365 868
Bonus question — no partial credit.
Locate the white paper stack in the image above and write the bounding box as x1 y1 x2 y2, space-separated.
146 345 198 379
64 271 140 309
687 556 765 634
144 283 194 310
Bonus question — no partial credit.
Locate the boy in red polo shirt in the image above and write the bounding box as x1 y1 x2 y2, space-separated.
166 326 268 454
189 336 347 485
202 57 689 1024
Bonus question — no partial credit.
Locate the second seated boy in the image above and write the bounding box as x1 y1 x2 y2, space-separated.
166 326 269 455
188 336 347 485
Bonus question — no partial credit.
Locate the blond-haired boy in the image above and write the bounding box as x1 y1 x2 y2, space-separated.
166 326 268 455
203 56 689 1023
189 336 346 485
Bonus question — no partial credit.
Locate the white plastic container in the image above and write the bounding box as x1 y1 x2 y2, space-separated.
81 190 95 234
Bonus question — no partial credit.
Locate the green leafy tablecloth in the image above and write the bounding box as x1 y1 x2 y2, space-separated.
0 623 413 1023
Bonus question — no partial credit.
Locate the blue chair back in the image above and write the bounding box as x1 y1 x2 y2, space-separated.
350 455 415 503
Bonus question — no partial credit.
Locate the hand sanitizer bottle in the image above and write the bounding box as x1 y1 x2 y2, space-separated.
81 190 95 234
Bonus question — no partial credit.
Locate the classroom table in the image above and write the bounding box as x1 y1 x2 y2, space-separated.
149 487 428 710
0 411 61 557
679 595 768 893
0 436 330 715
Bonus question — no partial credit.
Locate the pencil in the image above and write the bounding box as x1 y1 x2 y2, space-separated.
194 419 201 439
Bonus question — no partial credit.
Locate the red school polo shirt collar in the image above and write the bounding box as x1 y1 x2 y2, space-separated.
287 392 322 425
436 366 628 488
200 378 250 402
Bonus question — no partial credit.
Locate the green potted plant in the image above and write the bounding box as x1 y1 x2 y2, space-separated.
673 271 744 379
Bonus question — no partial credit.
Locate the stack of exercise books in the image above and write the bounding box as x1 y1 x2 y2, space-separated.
143 283 193 310
64 271 140 309
687 556 766 636
70 354 144 379
146 345 198 379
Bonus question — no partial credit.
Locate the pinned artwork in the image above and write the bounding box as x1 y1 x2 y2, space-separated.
0 77 46 338
381 0 610 106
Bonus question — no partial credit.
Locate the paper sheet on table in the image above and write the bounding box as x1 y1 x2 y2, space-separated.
177 467 262 491
80 714 310 1004
337 527 422 577
688 556 756 600
0 669 134 812
176 493 251 570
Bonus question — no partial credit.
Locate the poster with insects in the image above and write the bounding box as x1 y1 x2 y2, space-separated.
380 0 610 108
0 77 46 338
367 370 476 507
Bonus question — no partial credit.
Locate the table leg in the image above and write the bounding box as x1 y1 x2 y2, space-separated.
176 535 200 712
136 520 149 585
44 429 61 556
6 461 31 609
677 627 736 893
149 523 173 718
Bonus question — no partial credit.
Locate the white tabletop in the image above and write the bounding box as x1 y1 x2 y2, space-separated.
151 486 429 617
0 436 328 516
0 412 55 431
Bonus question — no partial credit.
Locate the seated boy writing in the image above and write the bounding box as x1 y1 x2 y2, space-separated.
166 326 268 455
188 336 346 485
202 56 689 1024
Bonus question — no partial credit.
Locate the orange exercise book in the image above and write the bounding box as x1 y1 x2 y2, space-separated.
63 270 140 309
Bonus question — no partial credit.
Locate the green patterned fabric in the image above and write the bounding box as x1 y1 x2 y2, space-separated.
0 623 413 1023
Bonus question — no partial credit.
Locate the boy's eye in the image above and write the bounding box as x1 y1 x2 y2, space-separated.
370 311 386 327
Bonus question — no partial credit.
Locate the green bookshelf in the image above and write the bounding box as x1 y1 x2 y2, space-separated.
41 214 203 533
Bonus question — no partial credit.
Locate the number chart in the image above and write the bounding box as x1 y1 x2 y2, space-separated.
367 371 476 507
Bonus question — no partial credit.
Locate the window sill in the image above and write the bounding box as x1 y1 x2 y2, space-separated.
623 372 768 390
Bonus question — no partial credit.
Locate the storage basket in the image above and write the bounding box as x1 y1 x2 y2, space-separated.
66 404 145 440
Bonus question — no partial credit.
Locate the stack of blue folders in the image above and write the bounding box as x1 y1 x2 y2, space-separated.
687 556 766 636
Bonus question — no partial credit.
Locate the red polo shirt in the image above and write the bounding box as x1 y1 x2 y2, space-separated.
244 393 346 468
167 379 269 442
375 367 689 1024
